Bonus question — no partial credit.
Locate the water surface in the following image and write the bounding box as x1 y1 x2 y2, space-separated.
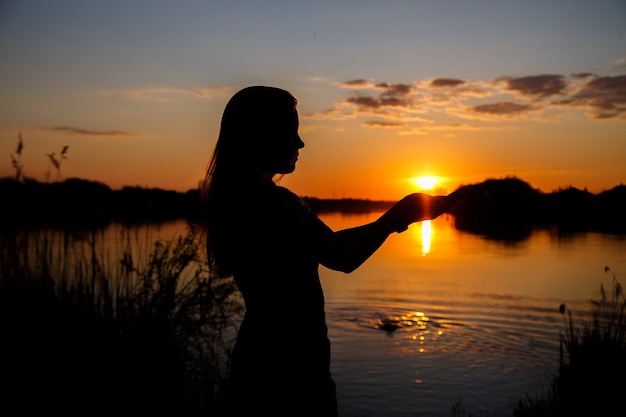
317 212 626 417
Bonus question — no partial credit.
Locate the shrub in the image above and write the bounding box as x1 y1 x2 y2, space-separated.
514 267 625 416
0 224 242 415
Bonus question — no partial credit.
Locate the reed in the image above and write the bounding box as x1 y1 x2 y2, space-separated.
513 267 626 416
9 132 24 181
0 223 243 415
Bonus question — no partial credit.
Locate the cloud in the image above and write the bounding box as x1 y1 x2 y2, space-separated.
496 75 567 100
308 76 331 83
339 79 375 89
310 70 626 130
571 72 596 79
430 78 466 88
316 78 485 124
470 101 534 117
328 80 422 122
363 120 407 128
339 79 415 95
397 123 500 136
101 85 236 102
414 78 493 106
44 126 141 137
345 95 414 110
375 82 414 96
124 87 189 102
553 74 626 119
610 57 626 71
301 102 357 121
190 85 238 99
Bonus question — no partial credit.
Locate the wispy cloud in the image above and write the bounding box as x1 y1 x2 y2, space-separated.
43 126 142 137
397 122 500 136
363 120 408 128
610 57 626 71
552 74 626 120
301 101 357 121
338 79 376 89
100 85 237 102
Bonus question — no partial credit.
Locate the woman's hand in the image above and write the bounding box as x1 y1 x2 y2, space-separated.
379 190 462 233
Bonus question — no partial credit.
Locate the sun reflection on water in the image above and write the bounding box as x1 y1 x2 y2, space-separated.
407 219 434 255
421 220 432 255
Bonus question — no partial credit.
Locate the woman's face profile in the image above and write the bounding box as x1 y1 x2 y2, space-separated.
265 109 304 175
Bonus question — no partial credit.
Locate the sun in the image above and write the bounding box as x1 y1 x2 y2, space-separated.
412 176 439 191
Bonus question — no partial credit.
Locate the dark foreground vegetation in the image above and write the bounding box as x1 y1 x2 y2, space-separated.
0 225 243 415
512 268 626 417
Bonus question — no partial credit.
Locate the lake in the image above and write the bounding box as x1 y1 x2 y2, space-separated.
318 211 625 417
96 212 626 417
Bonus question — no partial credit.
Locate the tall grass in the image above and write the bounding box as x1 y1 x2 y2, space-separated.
513 267 626 417
0 223 242 415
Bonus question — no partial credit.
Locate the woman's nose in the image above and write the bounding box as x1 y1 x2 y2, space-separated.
295 134 304 149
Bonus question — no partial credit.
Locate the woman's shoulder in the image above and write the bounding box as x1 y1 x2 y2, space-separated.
271 184 300 199
267 185 309 210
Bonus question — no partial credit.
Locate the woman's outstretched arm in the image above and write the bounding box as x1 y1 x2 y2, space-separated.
318 191 462 273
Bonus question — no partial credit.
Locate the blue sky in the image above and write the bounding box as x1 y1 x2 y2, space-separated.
1 0 625 198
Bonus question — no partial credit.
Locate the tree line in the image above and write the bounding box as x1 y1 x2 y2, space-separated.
1 176 625 239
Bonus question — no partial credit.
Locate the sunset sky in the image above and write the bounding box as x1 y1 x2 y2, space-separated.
1 0 625 200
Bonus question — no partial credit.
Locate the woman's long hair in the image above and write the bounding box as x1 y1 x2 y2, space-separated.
201 86 298 277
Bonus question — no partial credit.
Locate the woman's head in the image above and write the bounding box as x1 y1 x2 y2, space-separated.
213 86 304 179
203 86 303 276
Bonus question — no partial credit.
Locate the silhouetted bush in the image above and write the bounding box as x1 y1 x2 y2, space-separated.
514 268 626 417
0 225 242 415
450 177 626 239
450 177 539 240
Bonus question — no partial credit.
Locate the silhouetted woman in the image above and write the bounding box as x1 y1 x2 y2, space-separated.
202 86 460 416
